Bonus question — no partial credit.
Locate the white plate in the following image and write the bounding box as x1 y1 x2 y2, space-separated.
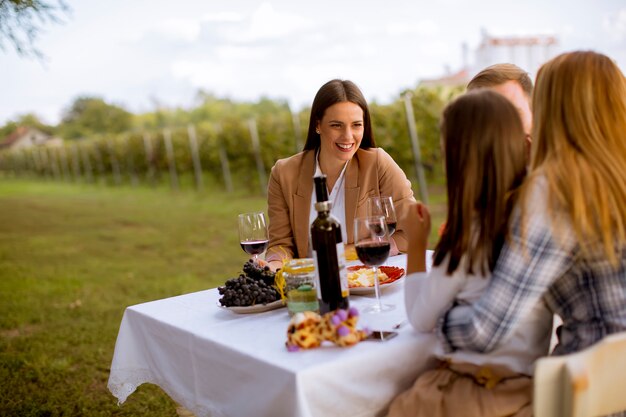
217 299 285 314
349 279 403 295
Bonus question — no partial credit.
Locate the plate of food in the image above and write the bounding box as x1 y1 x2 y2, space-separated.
347 265 405 295
217 299 285 314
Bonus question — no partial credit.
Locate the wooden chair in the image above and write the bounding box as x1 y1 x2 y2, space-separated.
534 331 626 417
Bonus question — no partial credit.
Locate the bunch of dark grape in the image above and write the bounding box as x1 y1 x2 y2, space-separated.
218 273 280 307
242 259 276 286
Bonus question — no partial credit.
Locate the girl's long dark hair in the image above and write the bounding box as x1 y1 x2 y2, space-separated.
434 89 528 275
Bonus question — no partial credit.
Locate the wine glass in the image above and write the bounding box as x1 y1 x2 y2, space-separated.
367 196 397 236
238 212 269 264
354 215 394 313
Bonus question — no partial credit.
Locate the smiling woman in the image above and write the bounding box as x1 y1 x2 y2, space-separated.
265 79 421 270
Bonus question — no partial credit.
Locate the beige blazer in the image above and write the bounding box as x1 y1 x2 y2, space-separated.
266 147 416 262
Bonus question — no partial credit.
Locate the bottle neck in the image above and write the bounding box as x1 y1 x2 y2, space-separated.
315 201 332 214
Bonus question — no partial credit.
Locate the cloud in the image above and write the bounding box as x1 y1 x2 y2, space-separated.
386 20 440 36
127 5 303 47
220 44 272 61
166 5 455 110
171 60 221 86
229 2 314 43
124 17 202 43
201 11 243 23
159 18 202 42
603 7 626 41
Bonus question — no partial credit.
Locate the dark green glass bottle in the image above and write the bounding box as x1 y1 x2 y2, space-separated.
311 175 349 314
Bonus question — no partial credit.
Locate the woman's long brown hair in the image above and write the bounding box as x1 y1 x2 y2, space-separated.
434 89 528 275
521 50 626 265
303 79 376 151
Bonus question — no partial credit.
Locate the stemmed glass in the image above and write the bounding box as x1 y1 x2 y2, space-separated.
354 215 394 313
238 212 269 264
367 196 397 236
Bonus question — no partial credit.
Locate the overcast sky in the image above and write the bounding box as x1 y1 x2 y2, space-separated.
1 0 625 125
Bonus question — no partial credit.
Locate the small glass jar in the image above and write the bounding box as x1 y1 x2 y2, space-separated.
283 258 319 316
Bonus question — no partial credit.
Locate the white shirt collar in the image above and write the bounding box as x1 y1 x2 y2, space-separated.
307 151 349 255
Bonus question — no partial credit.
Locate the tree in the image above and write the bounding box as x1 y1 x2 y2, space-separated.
0 112 54 138
0 0 70 59
58 96 132 139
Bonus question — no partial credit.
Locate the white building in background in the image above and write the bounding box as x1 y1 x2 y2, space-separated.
474 29 559 79
420 30 560 87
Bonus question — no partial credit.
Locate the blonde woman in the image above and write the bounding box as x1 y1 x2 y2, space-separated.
438 51 626 362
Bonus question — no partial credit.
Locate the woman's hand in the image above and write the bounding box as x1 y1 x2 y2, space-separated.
256 258 283 272
405 202 431 274
343 244 358 261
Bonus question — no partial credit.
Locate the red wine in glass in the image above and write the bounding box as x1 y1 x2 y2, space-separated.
238 212 269 264
386 221 397 236
354 215 394 313
356 241 390 266
240 239 269 256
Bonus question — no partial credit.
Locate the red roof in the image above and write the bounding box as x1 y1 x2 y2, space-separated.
483 35 558 47
0 126 31 147
419 68 470 87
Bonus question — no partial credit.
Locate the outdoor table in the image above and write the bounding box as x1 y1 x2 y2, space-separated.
107 253 438 417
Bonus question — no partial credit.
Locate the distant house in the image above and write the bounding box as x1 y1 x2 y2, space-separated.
474 31 559 79
419 68 471 88
0 127 63 151
419 31 560 88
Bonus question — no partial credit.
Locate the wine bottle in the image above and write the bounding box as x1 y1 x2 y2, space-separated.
311 175 349 314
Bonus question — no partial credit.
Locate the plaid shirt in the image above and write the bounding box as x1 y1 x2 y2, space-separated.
440 177 626 355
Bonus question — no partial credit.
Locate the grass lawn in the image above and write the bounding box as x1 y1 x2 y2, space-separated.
0 179 445 416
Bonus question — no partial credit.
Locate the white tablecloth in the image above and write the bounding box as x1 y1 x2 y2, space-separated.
108 253 438 417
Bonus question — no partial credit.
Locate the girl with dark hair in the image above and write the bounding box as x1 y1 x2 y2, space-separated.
265 79 416 270
388 89 551 417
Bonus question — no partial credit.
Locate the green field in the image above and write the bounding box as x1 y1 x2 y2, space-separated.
0 180 445 416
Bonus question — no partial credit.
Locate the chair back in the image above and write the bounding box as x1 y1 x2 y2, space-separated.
534 331 626 417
